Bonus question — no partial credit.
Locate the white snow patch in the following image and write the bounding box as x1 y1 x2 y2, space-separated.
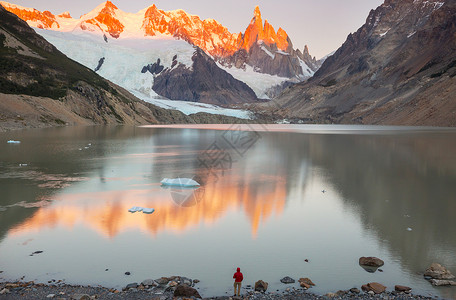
217 63 290 99
34 29 251 119
131 91 252 119
260 46 275 59
275 50 289 56
298 59 315 78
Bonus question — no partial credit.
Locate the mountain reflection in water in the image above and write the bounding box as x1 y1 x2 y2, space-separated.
0 125 455 298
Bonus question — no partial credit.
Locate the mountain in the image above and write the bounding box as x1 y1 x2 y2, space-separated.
152 48 258 105
273 0 456 127
0 4 248 132
0 1 318 80
219 6 318 79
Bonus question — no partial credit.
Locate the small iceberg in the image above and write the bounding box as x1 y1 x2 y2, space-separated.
142 207 155 214
7 140 21 144
161 178 200 188
128 206 155 214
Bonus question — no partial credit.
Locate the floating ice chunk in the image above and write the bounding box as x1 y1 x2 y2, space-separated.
128 206 143 213
19 163 28 167
142 208 155 214
406 227 413 231
7 140 21 144
161 178 200 187
128 206 155 214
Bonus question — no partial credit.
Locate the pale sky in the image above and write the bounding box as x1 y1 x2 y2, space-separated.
9 0 384 58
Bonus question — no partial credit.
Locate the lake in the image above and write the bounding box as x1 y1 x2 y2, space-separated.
0 124 455 298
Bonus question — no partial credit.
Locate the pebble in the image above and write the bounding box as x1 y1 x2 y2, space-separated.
46 294 55 298
280 276 295 284
124 272 131 275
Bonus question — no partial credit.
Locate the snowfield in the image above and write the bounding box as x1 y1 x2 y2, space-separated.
36 29 288 118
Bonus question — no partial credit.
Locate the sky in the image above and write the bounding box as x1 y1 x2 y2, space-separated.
9 0 384 59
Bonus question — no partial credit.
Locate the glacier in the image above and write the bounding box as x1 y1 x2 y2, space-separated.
35 29 290 118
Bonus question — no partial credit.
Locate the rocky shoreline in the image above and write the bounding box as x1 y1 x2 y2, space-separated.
0 278 448 300
1 261 454 299
1 257 454 300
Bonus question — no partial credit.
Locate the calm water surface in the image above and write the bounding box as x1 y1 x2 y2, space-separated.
0 125 455 298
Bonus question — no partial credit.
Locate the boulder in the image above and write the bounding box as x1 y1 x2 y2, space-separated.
173 284 201 298
349 288 360 294
424 263 455 280
280 276 295 284
0 289 10 295
430 279 456 286
300 282 310 289
124 283 138 290
324 292 337 298
298 278 315 286
254 280 268 292
141 279 155 287
155 277 170 285
359 257 384 267
395 285 411 292
168 281 178 287
361 282 387 294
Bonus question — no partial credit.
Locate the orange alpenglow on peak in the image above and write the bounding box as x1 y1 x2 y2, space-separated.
83 0 124 38
58 11 72 18
141 4 240 57
241 6 289 52
1 2 59 29
2 1 293 57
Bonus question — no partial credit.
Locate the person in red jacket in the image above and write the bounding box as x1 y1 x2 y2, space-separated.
233 267 243 296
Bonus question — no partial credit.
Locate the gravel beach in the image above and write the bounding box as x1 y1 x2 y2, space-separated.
0 279 445 300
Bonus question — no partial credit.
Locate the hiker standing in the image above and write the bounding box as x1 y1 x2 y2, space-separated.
233 267 243 296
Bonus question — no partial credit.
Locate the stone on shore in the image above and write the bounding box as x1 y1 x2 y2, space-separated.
280 276 295 284
361 282 387 294
430 279 456 286
0 288 10 295
254 280 268 292
359 257 384 267
324 292 337 298
350 287 360 294
300 282 310 289
155 277 170 285
168 280 178 287
124 283 138 290
174 284 201 298
71 294 91 300
298 278 315 286
141 279 155 287
424 263 455 280
395 285 412 292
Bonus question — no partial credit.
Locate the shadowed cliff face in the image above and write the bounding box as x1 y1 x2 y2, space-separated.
152 48 259 105
275 0 456 127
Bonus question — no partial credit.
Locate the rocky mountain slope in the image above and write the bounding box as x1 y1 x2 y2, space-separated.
152 48 258 105
0 5 247 131
0 1 318 80
274 0 456 127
